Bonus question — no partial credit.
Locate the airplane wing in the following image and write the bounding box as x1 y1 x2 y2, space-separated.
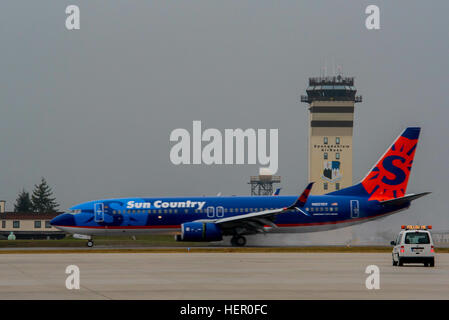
379 192 430 207
211 183 314 235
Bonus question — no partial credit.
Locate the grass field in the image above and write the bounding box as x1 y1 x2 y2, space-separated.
0 234 203 248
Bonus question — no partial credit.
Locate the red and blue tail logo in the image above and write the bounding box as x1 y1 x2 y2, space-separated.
360 127 420 201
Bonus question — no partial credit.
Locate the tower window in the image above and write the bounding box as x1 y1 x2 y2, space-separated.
324 183 328 190
336 137 340 145
323 137 328 145
324 152 328 160
336 152 340 160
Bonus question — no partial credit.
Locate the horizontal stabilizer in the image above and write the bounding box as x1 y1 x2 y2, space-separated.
379 192 430 206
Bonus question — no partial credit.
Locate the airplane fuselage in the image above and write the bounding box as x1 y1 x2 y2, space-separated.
51 194 408 237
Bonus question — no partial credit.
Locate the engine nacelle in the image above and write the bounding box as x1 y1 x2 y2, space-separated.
175 222 223 242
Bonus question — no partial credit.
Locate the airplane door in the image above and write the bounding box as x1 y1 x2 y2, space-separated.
206 206 215 218
94 203 104 222
350 200 359 218
216 206 224 218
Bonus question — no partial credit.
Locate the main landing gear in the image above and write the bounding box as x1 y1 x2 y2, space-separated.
231 235 247 247
87 239 94 247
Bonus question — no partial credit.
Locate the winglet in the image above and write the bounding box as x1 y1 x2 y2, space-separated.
287 182 314 210
273 188 282 196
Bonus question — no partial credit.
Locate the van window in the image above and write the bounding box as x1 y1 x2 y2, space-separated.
405 232 430 244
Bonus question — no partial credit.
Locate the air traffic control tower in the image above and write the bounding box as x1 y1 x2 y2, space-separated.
301 75 362 195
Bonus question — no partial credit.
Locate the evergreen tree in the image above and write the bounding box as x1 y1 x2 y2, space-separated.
31 177 59 213
14 189 33 212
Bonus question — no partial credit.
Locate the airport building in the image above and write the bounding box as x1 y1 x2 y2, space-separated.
301 75 362 195
0 212 65 240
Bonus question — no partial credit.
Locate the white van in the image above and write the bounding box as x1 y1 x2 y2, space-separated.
391 225 435 267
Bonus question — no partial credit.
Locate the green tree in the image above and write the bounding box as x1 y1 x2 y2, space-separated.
14 189 33 212
31 177 59 213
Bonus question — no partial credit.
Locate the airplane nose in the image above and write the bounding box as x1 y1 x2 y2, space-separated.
50 213 76 227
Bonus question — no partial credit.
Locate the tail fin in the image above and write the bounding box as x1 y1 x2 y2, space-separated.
329 127 421 201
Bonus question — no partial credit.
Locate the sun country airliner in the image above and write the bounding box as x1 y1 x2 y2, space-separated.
51 127 429 247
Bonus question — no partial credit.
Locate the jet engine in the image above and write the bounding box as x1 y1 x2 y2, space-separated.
175 222 223 242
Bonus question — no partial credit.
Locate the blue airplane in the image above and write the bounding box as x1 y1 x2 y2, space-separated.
51 127 429 247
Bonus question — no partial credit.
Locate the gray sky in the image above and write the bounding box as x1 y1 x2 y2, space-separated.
1 1 448 238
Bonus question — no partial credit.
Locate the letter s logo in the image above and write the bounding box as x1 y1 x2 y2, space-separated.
381 155 406 185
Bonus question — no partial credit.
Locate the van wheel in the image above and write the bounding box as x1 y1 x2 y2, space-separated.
87 240 94 247
430 259 435 267
398 258 403 266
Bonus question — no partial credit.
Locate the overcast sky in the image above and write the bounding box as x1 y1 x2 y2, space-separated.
1 1 448 239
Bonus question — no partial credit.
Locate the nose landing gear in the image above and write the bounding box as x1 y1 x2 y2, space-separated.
231 235 247 247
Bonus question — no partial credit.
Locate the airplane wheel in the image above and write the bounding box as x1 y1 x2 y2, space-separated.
234 236 246 247
87 240 94 247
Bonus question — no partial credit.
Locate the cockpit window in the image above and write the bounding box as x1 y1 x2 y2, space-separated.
68 209 82 215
